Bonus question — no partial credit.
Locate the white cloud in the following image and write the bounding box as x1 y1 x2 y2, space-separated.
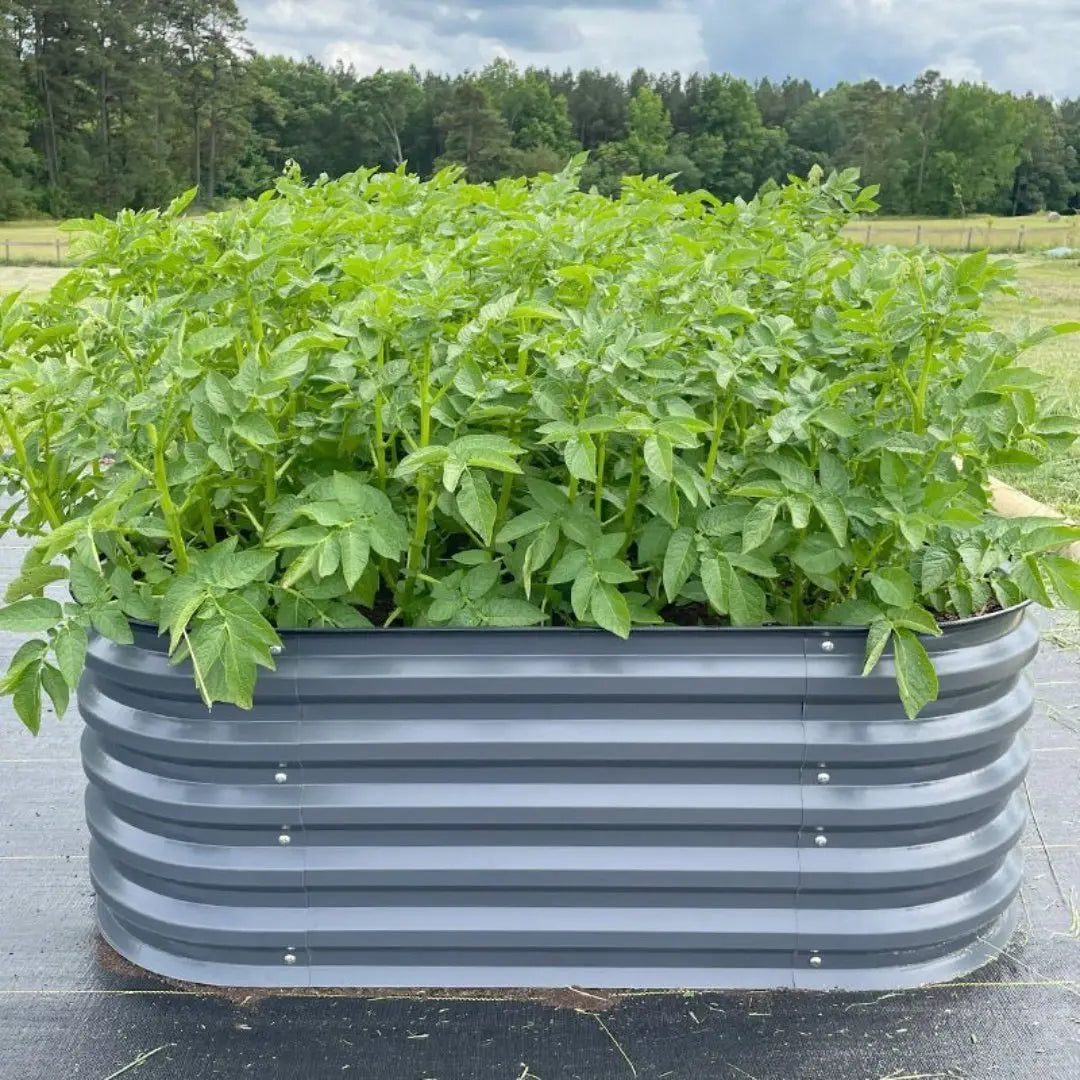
239 0 1080 96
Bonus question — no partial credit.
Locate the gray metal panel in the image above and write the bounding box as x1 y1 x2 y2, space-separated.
81 609 1037 989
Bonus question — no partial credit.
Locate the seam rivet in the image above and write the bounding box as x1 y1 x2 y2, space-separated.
283 952 297 965
816 771 831 785
278 833 291 846
820 639 835 652
814 833 828 847
274 772 288 784
809 953 823 968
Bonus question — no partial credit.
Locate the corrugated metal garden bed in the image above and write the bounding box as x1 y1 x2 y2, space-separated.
81 606 1037 990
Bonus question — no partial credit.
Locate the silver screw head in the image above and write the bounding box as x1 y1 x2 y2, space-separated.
814 833 828 847
278 833 292 846
808 954 823 968
283 952 297 965
816 771 831 785
270 644 283 655
821 639 835 653
274 771 288 784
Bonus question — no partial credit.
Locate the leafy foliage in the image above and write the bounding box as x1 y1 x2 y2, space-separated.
2 162 1080 728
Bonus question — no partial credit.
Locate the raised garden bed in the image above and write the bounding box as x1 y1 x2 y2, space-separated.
2 163 1077 992
82 608 1035 989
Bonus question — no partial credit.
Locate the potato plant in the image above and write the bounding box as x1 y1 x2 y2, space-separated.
1 160 1079 727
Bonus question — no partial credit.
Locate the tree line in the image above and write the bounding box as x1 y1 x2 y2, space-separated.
3 0 1080 221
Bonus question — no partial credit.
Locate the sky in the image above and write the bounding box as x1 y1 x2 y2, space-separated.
240 1 1080 99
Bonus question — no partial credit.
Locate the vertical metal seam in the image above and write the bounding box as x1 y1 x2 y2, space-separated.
794 632 811 984
292 639 311 985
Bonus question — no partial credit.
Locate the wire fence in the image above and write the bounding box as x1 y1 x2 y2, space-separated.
844 221 1080 253
0 237 71 265
4 223 1080 263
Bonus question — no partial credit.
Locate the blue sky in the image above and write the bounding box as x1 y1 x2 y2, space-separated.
241 1 1080 98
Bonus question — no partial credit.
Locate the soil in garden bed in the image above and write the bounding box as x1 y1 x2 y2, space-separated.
95 938 624 1011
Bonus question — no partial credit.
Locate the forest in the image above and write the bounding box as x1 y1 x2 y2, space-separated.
3 0 1080 221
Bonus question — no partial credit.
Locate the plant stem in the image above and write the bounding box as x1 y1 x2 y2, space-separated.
594 436 606 517
149 424 189 572
620 452 643 551
0 405 62 528
372 341 387 487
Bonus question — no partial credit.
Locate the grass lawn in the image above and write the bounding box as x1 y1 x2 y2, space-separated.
843 213 1080 252
990 255 1080 517
0 219 71 264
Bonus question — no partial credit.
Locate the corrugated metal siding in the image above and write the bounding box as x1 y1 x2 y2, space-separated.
80 608 1038 989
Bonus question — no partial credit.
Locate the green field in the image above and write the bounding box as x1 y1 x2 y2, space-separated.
991 256 1080 516
0 220 71 264
843 213 1080 252
1 244 1078 514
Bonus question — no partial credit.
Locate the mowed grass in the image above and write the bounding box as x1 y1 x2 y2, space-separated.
0 220 71 264
843 213 1080 253
990 256 1080 516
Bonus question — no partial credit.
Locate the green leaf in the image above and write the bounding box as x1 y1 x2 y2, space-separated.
814 408 859 438
485 598 548 626
662 527 698 603
869 568 915 608
90 604 134 645
811 491 848 547
1010 555 1053 607
456 469 498 545
40 663 69 718
827 599 882 625
920 546 956 593
160 575 210 652
185 325 236 357
893 628 939 720
590 582 631 638
265 526 329 549
183 593 279 709
4 563 67 604
0 597 64 632
862 619 892 676
547 547 588 585
564 434 597 482
793 535 847 576
233 413 278 446
643 434 674 482
570 569 596 621
888 606 943 637
1043 554 1080 609
340 528 371 590
760 453 815 492
727 568 766 626
203 371 238 417
394 445 449 479
497 509 549 543
741 500 778 553
785 493 811 530
463 562 500 599
0 639 48 693
54 623 89 692
12 662 43 733
700 554 729 616
211 550 278 590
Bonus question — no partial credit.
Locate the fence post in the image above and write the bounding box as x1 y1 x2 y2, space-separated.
3 239 8 263
966 227 973 251
915 224 922 245
55 238 62 263
1017 226 1025 252
865 223 872 245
